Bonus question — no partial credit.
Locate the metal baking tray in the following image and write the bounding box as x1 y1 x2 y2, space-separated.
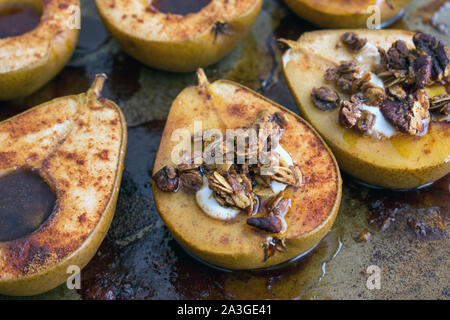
0 0 448 300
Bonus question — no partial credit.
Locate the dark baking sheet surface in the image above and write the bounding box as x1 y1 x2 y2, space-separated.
0 0 448 300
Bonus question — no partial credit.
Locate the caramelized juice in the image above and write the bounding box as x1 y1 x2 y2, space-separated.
0 4 41 38
152 0 211 15
0 170 56 242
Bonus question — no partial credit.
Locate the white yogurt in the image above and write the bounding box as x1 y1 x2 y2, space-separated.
269 144 294 194
354 42 397 137
356 42 381 67
282 50 294 68
369 73 385 89
360 104 396 137
355 42 385 89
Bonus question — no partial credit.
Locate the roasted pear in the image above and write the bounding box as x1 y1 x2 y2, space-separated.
281 30 450 189
0 0 80 100
0 74 127 296
95 0 262 72
283 0 411 28
152 69 342 270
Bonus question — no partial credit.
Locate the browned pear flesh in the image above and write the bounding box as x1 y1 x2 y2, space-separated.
283 0 411 28
0 75 127 296
0 0 80 100
153 70 342 270
95 0 262 72
282 30 450 189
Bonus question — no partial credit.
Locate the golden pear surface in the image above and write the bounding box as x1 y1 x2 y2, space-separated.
0 74 127 296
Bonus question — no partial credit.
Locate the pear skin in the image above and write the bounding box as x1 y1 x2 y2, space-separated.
281 30 450 189
95 0 262 72
153 69 342 270
0 74 127 296
283 0 411 28
0 0 80 100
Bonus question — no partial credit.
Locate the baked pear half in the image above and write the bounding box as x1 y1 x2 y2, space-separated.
283 0 411 28
0 75 127 296
152 69 342 270
282 30 450 189
0 0 80 100
95 0 262 72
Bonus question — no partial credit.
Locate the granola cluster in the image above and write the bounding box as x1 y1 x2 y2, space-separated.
311 32 450 137
341 32 367 52
339 95 376 135
153 111 303 255
430 94 450 118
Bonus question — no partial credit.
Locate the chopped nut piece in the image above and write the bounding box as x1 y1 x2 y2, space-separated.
379 99 411 134
311 87 340 111
411 90 430 134
387 40 410 70
341 32 367 52
262 237 287 262
226 171 252 210
412 55 432 89
377 69 409 88
324 61 363 95
254 174 271 187
356 110 376 135
248 110 286 158
324 61 357 79
352 71 372 93
178 163 201 172
292 166 303 187
270 165 302 187
207 169 255 211
336 73 354 93
374 33 449 90
247 193 259 216
337 60 358 74
264 193 293 218
253 185 275 198
152 166 179 192
413 32 450 81
430 94 450 113
339 95 362 128
361 82 386 106
324 67 339 82
271 198 291 217
208 171 233 194
180 170 203 193
266 192 284 213
376 47 389 71
272 237 287 252
272 112 289 128
247 216 282 233
387 85 407 100
380 92 430 135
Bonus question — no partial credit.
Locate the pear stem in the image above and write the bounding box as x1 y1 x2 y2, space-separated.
89 73 107 98
278 38 297 48
197 68 209 89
